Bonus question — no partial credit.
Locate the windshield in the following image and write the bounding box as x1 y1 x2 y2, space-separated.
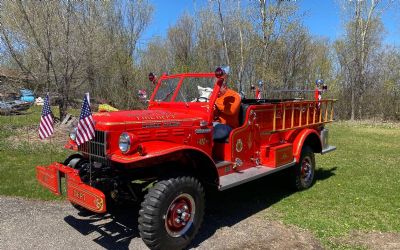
153 76 216 103
154 78 180 102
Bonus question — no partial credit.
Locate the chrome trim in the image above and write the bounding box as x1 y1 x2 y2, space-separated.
215 161 232 169
78 130 109 166
321 128 329 150
195 128 211 134
321 145 336 154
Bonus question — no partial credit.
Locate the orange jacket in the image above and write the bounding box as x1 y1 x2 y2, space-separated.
214 89 241 128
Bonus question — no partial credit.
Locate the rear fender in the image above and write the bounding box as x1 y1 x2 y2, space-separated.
292 129 322 162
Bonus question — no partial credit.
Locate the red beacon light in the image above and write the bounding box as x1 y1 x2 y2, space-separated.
215 67 224 78
149 72 156 84
215 66 230 78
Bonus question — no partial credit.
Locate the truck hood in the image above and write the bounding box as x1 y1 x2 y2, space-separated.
93 109 203 130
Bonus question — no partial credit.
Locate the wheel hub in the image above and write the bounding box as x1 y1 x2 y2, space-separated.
165 193 195 237
301 157 312 183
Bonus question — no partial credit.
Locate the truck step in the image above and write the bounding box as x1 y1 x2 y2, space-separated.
219 160 296 191
215 161 232 169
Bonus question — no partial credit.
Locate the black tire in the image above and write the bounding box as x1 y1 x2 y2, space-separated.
293 146 316 190
138 176 205 250
63 154 83 166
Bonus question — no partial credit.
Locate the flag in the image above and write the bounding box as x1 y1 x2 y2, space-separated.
76 94 95 146
39 94 54 140
256 87 261 99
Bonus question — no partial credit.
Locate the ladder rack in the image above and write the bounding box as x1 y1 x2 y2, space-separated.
267 99 336 133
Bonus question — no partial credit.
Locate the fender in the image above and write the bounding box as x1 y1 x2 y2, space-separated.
292 128 321 162
111 141 212 163
111 141 219 186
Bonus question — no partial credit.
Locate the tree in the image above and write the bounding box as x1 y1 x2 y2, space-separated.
0 0 153 119
335 0 387 120
168 14 195 72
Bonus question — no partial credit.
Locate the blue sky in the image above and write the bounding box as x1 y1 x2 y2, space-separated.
141 0 399 46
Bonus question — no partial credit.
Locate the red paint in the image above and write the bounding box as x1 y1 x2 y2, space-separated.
292 128 320 162
36 162 106 213
37 71 335 212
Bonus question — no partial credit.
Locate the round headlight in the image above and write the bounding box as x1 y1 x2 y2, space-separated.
69 127 77 141
119 132 131 154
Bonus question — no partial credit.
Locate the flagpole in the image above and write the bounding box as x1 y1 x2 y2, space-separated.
88 92 92 187
39 93 55 162
75 93 95 186
49 92 54 163
48 92 53 163
89 135 92 186
49 129 54 163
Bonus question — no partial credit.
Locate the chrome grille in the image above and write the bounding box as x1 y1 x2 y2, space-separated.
78 130 109 165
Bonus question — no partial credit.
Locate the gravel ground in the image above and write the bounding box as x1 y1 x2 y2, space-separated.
0 193 323 250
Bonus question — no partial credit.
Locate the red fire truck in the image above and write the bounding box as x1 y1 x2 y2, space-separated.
37 68 336 250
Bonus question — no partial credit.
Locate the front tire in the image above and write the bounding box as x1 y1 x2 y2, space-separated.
293 146 316 190
138 176 205 250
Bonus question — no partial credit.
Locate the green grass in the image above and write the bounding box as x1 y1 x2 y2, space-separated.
0 106 69 200
267 122 400 248
1 107 400 247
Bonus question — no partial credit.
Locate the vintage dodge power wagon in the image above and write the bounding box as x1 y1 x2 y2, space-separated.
37 68 336 249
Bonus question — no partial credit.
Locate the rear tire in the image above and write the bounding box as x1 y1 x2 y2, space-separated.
138 176 205 250
293 146 316 190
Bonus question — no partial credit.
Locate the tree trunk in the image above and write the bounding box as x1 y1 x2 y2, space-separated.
351 86 355 120
58 97 68 122
217 0 230 67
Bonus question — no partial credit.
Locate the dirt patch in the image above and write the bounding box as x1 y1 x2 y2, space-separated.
6 123 71 149
334 231 400 250
195 213 323 250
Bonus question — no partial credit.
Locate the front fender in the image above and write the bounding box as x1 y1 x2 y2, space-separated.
111 141 213 165
111 141 219 186
292 128 321 162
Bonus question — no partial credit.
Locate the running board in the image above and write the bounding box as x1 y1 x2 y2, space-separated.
219 160 296 191
215 161 232 169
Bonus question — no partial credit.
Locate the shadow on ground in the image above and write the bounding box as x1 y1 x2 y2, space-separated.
64 166 336 249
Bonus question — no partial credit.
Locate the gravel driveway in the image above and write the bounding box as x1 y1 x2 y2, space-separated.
0 177 323 250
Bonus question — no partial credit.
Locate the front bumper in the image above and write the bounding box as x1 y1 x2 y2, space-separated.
36 162 106 213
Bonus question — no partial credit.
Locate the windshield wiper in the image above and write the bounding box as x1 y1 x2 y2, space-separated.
162 90 174 101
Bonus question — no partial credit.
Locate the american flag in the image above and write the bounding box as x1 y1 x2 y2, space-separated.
256 88 262 99
39 94 54 140
76 94 95 146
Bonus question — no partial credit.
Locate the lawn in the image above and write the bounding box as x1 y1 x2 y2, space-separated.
0 106 70 200
267 121 400 248
1 107 399 248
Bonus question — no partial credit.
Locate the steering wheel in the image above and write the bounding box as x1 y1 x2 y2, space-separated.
196 96 209 102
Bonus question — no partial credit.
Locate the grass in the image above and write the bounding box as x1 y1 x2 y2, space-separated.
0 106 69 200
267 122 400 248
1 107 400 248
